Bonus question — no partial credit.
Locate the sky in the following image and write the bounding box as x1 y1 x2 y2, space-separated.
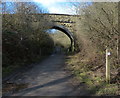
33 0 78 15
2 0 92 15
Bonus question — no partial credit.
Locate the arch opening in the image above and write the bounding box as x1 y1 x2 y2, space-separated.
50 25 74 52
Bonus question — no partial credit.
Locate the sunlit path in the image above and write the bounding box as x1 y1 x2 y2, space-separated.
3 53 87 96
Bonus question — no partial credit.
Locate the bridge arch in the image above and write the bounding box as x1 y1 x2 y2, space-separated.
50 25 74 52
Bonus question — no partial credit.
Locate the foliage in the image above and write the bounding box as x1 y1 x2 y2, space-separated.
66 54 120 95
66 2 119 95
2 2 54 76
71 2 119 83
49 30 71 49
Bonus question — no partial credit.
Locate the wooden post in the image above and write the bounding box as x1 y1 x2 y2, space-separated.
117 37 119 60
106 48 110 83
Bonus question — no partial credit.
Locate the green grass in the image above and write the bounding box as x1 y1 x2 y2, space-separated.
72 67 119 95
3 65 19 77
97 84 119 95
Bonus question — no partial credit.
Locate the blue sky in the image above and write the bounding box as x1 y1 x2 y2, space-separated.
33 0 79 15
2 0 92 15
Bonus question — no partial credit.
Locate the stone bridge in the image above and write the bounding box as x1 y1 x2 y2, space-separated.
30 14 81 51
6 14 80 51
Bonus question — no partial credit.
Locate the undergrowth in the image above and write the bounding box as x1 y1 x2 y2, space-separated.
66 52 120 96
3 55 47 77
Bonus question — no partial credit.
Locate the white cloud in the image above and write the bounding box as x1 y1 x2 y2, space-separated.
34 0 54 6
49 6 76 15
34 0 67 6
34 0 76 14
49 7 66 14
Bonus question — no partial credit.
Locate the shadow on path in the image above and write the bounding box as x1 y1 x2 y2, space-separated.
15 75 74 96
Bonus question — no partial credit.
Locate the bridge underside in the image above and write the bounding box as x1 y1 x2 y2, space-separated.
51 25 74 52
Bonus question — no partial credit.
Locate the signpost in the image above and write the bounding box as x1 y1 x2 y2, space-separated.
106 48 110 83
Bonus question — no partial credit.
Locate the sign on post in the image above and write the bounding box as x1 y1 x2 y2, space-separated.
106 48 110 83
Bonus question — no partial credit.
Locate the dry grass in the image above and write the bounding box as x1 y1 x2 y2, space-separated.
66 52 120 96
2 83 28 94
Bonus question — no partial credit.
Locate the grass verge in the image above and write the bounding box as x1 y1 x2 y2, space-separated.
66 53 119 96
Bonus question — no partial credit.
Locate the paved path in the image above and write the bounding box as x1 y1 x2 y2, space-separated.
4 53 85 96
